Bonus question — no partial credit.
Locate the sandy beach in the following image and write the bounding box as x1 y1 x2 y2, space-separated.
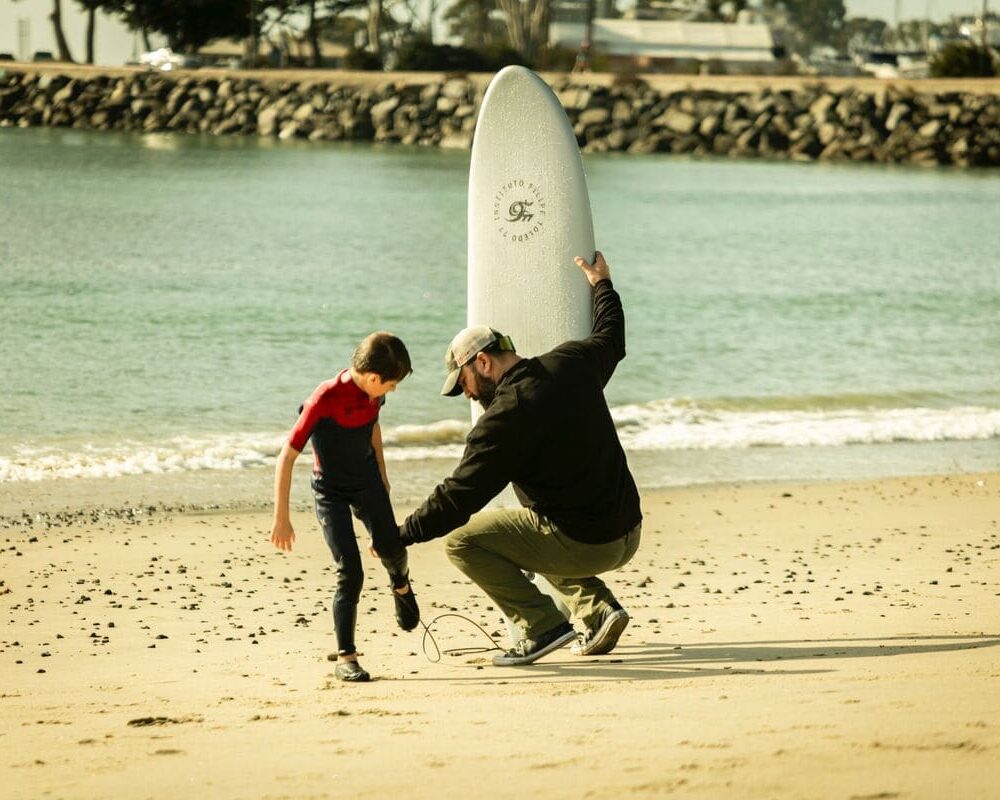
2 472 998 799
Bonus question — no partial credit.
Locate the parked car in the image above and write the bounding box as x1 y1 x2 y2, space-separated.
139 48 200 71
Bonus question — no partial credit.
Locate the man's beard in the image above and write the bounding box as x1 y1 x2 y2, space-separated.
472 371 498 409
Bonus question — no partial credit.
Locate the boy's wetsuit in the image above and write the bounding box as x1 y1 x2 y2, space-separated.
289 369 408 656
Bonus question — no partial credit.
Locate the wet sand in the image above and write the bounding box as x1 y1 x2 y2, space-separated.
2 473 998 799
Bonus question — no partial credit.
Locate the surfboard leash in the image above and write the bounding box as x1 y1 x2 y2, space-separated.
414 613 503 663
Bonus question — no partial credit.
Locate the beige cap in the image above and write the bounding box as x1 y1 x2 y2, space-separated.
440 326 516 396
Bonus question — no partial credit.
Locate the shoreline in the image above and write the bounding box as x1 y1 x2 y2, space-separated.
3 436 999 523
3 471 997 798
3 64 1000 165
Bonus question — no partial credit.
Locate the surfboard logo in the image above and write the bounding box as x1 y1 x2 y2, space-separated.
493 179 547 243
507 201 534 223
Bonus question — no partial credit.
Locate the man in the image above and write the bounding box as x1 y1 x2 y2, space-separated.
399 251 642 666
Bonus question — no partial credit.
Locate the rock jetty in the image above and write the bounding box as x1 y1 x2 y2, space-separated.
1 68 999 167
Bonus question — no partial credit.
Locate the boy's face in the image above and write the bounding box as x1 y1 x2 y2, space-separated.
364 374 400 399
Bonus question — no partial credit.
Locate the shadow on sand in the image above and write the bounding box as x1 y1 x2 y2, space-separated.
408 633 1000 683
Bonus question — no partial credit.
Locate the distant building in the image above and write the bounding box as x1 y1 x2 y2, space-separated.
549 19 781 73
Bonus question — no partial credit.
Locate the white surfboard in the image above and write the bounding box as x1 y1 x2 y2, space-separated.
468 65 595 366
467 66 596 643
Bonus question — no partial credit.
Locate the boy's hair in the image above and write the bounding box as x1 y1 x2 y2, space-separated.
353 332 413 382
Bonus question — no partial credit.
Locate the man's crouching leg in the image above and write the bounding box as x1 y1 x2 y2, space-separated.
444 509 567 640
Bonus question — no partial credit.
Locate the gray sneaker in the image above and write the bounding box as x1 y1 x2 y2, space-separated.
493 621 576 666
334 659 371 682
571 606 629 656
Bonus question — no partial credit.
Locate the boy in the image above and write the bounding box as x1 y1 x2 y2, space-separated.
270 331 419 683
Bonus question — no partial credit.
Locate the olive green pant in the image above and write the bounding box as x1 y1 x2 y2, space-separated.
444 508 642 640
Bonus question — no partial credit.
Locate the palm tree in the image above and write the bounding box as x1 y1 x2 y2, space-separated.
49 0 76 60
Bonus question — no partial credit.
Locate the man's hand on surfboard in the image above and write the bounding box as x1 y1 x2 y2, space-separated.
575 251 610 287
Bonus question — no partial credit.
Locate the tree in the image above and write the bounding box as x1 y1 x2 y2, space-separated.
293 0 369 66
767 0 846 54
48 0 76 61
367 0 383 55
930 41 996 77
76 0 103 63
497 0 551 62
842 16 887 54
443 0 507 48
399 0 438 39
101 0 258 53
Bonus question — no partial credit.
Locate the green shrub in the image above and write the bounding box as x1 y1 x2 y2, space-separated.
610 61 648 89
345 48 383 71
481 45 526 70
393 38 524 71
534 46 578 72
930 42 997 78
703 57 727 75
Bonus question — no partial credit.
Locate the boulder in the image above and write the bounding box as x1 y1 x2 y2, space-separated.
611 99 633 124
293 102 315 122
818 122 839 146
130 98 162 117
278 121 300 140
809 93 836 123
910 147 942 166
627 134 664 154
419 83 441 105
51 82 79 105
436 96 458 115
577 107 610 127
370 96 399 127
605 129 629 150
819 140 844 161
257 105 280 136
439 131 473 149
918 119 944 139
557 87 591 111
652 108 697 135
789 133 823 160
0 87 24 114
441 79 470 101
699 114 721 138
885 102 911 132
214 117 244 135
769 114 792 136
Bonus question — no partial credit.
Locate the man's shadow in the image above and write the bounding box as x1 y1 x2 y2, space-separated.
412 633 1000 683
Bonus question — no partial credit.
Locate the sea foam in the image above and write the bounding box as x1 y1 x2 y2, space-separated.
1 400 997 482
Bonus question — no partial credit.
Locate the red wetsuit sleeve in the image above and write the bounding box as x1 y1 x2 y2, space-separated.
288 381 336 452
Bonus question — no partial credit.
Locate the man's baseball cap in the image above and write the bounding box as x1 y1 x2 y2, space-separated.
440 325 516 396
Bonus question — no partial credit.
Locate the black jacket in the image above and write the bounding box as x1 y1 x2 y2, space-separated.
400 279 642 545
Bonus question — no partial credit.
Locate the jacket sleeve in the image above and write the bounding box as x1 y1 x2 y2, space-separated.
400 399 527 544
552 278 626 388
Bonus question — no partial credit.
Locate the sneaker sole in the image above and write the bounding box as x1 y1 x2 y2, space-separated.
572 609 630 656
492 629 577 666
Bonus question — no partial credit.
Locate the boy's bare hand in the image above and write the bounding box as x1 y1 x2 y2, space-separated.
271 519 296 552
574 250 611 287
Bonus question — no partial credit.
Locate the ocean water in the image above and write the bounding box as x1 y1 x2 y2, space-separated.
1 126 998 509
